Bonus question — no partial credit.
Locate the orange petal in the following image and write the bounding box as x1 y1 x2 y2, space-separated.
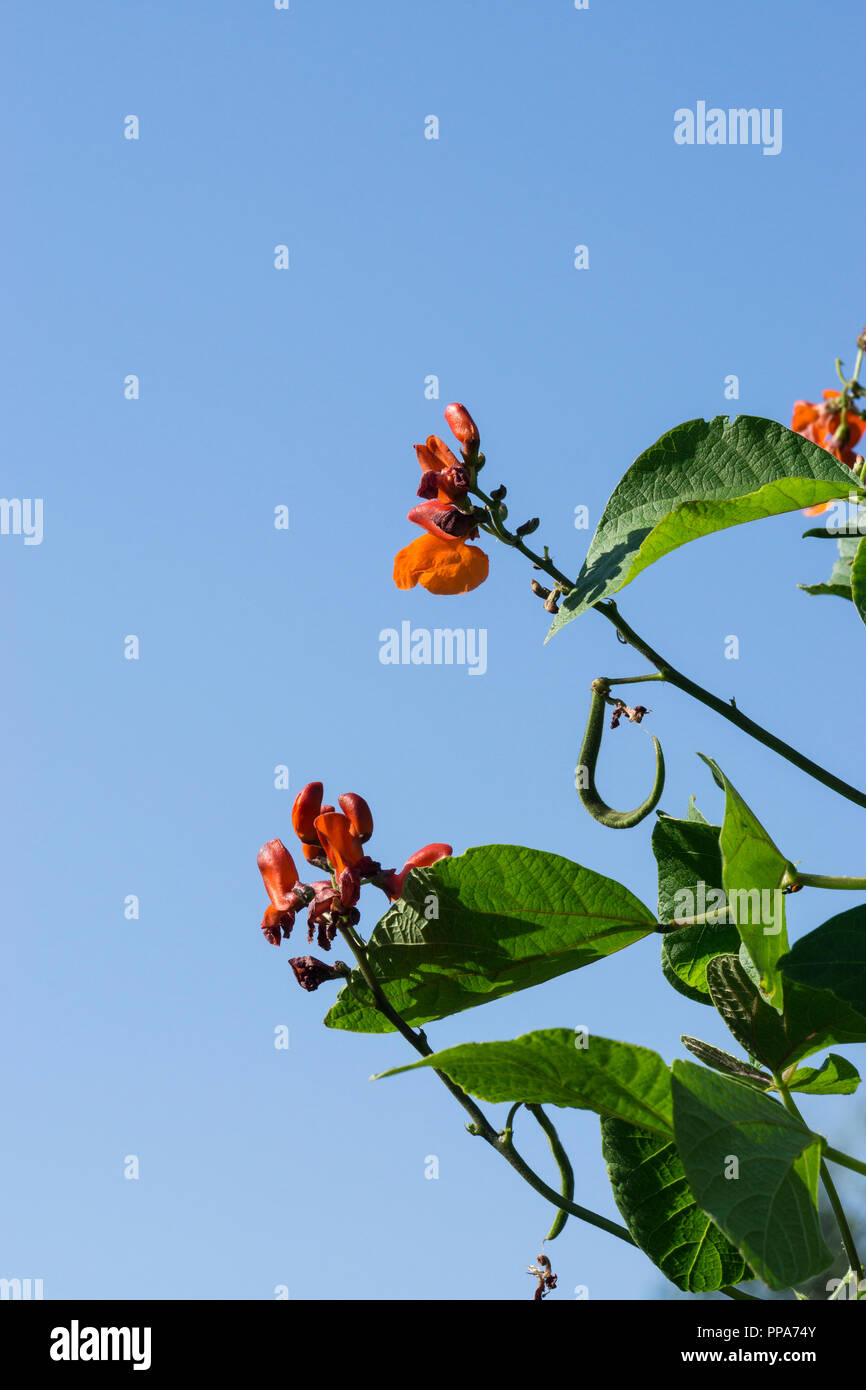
791 400 820 432
257 839 299 910
393 533 488 595
314 811 365 876
803 502 831 516
425 435 461 470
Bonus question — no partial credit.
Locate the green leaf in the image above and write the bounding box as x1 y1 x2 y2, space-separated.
671 1060 832 1290
786 1054 860 1096
685 796 709 825
376 1029 674 1137
548 415 858 636
850 536 866 626
653 812 738 1003
325 845 656 1034
800 534 859 601
698 756 792 1006
779 903 866 1018
600 1117 753 1291
707 954 866 1071
681 1036 772 1089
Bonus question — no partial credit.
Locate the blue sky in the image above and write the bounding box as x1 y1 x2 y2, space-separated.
3 0 865 1301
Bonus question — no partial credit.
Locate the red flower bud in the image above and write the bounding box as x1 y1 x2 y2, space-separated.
338 793 374 843
257 839 299 911
314 811 365 876
444 403 480 449
387 843 453 900
291 782 324 845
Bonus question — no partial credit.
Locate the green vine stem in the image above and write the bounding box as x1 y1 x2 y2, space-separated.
336 922 636 1245
786 872 866 891
592 600 866 811
337 919 759 1299
339 917 756 1295
471 479 866 810
825 1147 866 1180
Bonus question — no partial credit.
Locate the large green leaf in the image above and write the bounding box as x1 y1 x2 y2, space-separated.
549 415 858 635
325 846 656 1034
699 756 793 1006
800 534 859 601
707 954 866 1071
376 1029 674 1137
779 904 866 1018
653 812 738 1003
600 1117 753 1292
671 1061 832 1290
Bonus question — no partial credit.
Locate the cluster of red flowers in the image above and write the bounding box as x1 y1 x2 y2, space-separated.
257 782 452 990
791 388 866 517
393 403 489 595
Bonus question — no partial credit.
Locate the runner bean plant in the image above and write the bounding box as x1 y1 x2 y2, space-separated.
256 329 866 1300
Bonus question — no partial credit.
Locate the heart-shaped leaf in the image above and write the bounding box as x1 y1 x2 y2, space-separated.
671 1061 832 1291
325 846 656 1033
376 1029 674 1137
699 756 793 1005
779 904 866 1019
707 954 866 1074
653 812 738 1003
549 415 858 635
600 1116 753 1291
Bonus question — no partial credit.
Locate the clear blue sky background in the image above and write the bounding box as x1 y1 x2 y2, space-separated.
3 0 865 1301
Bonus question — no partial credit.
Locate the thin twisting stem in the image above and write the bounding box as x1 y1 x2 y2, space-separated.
592 601 866 810
337 923 635 1243
472 475 866 808
337 924 757 1297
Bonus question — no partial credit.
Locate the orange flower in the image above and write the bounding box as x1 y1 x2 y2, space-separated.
394 532 489 594
257 839 300 945
394 404 489 593
792 390 866 515
313 812 365 877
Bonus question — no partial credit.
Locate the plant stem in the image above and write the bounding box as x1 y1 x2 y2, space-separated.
472 483 866 810
338 922 759 1298
789 873 866 891
825 1147 866 1179
337 923 635 1244
775 1078 863 1284
592 601 866 811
